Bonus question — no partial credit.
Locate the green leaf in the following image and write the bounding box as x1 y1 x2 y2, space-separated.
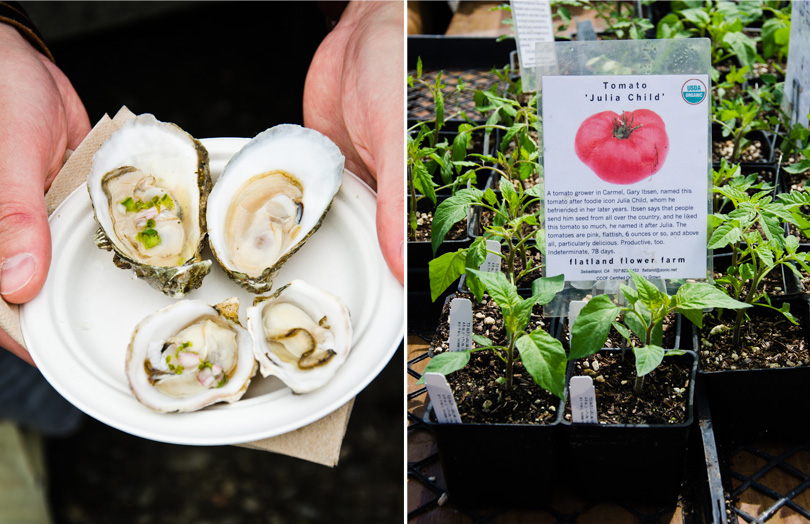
708 220 742 249
451 131 471 162
624 307 649 344
758 213 786 243
499 176 518 206
412 160 436 206
784 160 810 174
628 270 666 319
428 250 467 302
531 274 564 306
526 184 543 199
674 283 751 327
620 284 638 305
483 188 498 205
679 8 710 28
612 321 632 343
511 297 537 335
515 330 567 399
466 269 520 310
463 237 489 301
472 334 492 347
416 351 470 384
723 31 757 69
431 188 481 255
570 295 620 360
633 344 665 377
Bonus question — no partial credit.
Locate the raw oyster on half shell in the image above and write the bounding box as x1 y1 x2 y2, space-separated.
246 280 352 393
206 125 344 294
125 297 257 413
88 114 212 297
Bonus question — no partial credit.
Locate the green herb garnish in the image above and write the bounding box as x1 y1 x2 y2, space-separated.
119 193 174 214
137 227 161 249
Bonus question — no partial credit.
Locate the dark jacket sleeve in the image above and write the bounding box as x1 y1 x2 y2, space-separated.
0 1 53 62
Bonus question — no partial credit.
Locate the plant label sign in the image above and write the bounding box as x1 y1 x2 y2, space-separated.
448 298 473 352
569 376 598 424
424 373 462 424
785 1 810 127
511 0 554 92
542 73 710 282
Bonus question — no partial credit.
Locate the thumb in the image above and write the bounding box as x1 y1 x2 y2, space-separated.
375 159 404 286
0 161 52 304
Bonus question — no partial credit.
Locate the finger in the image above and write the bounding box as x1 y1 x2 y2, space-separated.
375 157 405 285
0 135 53 304
0 328 34 366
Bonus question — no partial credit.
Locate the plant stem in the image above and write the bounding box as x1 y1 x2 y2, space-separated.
408 175 419 235
732 268 762 346
633 375 645 395
505 334 515 392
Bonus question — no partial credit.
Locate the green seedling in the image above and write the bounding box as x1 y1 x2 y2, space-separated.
418 271 566 399
709 177 810 346
570 270 749 394
428 176 543 302
407 58 480 237
713 95 770 163
657 1 759 70
761 2 791 67
582 0 653 40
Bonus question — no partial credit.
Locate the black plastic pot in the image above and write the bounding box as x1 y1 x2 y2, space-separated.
423 400 564 507
694 294 810 440
407 268 453 332
422 292 566 506
561 349 698 504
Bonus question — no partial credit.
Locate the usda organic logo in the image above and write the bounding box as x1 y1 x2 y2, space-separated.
682 79 707 104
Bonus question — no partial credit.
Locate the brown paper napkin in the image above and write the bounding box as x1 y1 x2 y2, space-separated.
0 107 353 467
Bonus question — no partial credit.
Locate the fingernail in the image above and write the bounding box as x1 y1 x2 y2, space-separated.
0 253 36 296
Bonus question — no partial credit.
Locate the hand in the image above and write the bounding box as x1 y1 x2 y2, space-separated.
303 1 404 284
0 24 91 364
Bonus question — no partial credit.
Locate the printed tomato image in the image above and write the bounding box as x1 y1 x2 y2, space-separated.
574 109 669 185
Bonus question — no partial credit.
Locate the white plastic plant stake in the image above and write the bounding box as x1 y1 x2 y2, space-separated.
569 376 598 424
425 373 462 424
448 298 473 352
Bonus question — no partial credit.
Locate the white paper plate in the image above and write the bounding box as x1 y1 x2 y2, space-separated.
21 137 403 445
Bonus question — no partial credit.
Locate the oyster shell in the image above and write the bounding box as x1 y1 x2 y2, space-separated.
246 280 352 393
88 114 212 297
125 297 257 413
206 125 344 293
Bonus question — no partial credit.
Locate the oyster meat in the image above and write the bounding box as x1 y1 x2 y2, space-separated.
246 280 352 393
207 124 344 293
125 297 257 413
88 114 212 297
